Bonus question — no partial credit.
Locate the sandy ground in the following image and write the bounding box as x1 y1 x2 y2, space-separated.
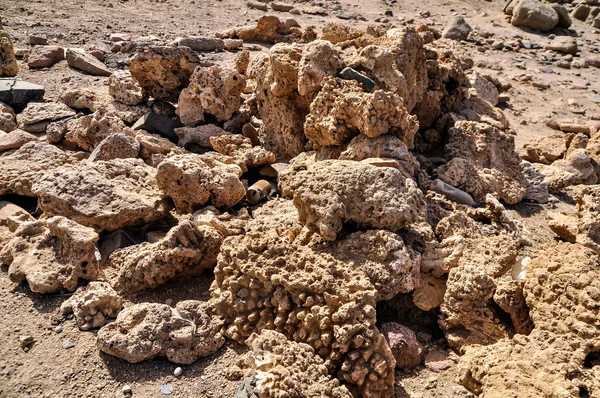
0 0 599 396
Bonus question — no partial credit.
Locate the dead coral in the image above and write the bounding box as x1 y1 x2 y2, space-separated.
60 282 122 330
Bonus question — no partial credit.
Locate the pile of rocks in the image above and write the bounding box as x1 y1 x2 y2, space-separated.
0 11 599 398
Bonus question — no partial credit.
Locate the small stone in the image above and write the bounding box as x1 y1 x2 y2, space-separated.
174 36 224 52
174 367 183 377
110 33 132 42
270 2 294 12
545 37 578 55
0 78 45 111
247 0 268 11
63 340 75 349
55 325 63 333
29 35 48 45
165 298 173 306
66 48 112 76
122 385 132 396
160 384 173 395
442 17 472 41
424 350 452 372
20 335 34 349
132 111 183 140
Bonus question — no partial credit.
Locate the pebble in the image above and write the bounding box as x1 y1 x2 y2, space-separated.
591 96 600 103
165 298 173 306
63 340 75 349
174 367 183 377
160 383 173 395
55 325 63 333
122 385 132 396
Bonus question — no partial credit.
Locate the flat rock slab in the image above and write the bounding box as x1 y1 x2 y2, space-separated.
66 48 112 76
0 78 45 111
17 102 76 126
132 111 182 140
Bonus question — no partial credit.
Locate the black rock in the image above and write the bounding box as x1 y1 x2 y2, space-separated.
132 111 183 140
0 78 45 111
338 67 376 92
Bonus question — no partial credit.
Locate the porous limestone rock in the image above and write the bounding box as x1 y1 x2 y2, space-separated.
59 282 122 330
339 135 419 179
0 141 77 196
0 216 99 293
246 330 353 398
126 45 200 101
174 124 230 148
97 300 224 364
304 77 418 149
108 69 147 106
539 148 598 192
210 200 418 397
469 71 499 106
217 15 304 44
104 220 222 293
156 153 245 213
0 129 37 152
177 66 245 126
519 134 569 164
32 158 170 231
493 277 534 335
210 134 276 172
297 40 344 101
63 109 131 151
320 22 364 45
573 186 600 254
0 101 16 132
88 133 140 162
520 160 549 204
247 43 309 161
380 323 424 369
0 21 18 77
279 158 427 241
437 121 527 204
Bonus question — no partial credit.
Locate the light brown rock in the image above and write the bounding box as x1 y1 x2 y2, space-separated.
210 134 276 172
88 133 140 162
16 102 76 128
0 101 16 132
27 45 64 68
66 48 112 76
0 216 99 293
59 282 122 330
174 124 230 148
0 129 37 152
108 70 147 105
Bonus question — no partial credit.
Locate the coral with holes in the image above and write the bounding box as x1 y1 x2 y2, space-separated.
32 158 170 232
177 65 246 126
279 158 427 241
573 186 600 254
210 134 276 172
437 121 526 204
60 282 122 330
97 300 224 364
156 153 245 213
126 46 200 102
210 200 420 397
104 220 222 294
64 108 132 151
246 330 353 398
0 141 78 197
0 216 99 294
108 70 147 106
248 43 309 161
304 77 419 149
297 40 344 101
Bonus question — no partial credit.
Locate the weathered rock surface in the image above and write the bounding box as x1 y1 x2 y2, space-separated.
511 0 559 32
280 158 427 241
0 21 18 77
32 158 170 231
521 160 549 204
66 48 112 76
0 216 99 293
127 45 200 102
210 200 418 397
0 142 77 196
539 148 598 192
174 36 224 52
304 77 418 149
0 101 16 132
16 102 76 132
59 282 122 330
97 301 224 364
210 134 276 172
63 109 130 151
88 133 140 162
217 15 307 44
380 323 424 369
174 124 229 148
246 330 353 398
437 121 526 204
108 70 147 105
442 17 471 41
297 40 344 101
27 45 65 68
156 153 245 213
0 129 37 152
104 220 222 293
177 65 245 126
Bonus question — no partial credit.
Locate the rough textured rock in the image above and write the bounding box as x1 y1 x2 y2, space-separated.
0 101 16 132
469 72 499 106
279 158 427 241
571 186 600 254
16 102 76 131
0 216 99 293
108 70 147 105
546 37 578 55
27 45 65 68
458 242 600 397
210 134 276 172
519 133 569 164
127 45 200 101
32 158 170 231
210 200 419 397
0 22 18 77
544 148 598 192
297 40 344 101
246 330 353 398
217 15 305 44
339 135 419 178
248 43 309 162
63 110 130 151
380 323 424 369
437 121 527 204
174 36 224 52
177 65 246 126
104 220 222 293
156 153 245 213
511 0 559 32
0 142 77 196
442 17 472 41
174 124 229 148
66 48 112 76
97 301 224 364
88 133 140 162
59 282 122 330
0 129 37 152
521 160 549 204
304 77 418 149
